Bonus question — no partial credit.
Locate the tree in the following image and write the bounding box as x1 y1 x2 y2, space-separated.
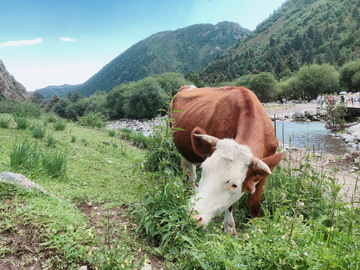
31 90 46 105
292 33 302 51
69 91 83 103
286 54 299 72
248 72 277 102
297 64 339 98
339 60 360 91
47 94 61 112
184 70 205 88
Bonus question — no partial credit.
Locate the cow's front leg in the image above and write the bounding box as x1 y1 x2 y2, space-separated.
224 205 237 237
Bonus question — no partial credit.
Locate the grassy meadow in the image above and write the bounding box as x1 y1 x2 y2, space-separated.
0 111 360 269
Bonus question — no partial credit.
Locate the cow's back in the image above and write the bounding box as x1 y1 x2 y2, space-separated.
170 86 278 163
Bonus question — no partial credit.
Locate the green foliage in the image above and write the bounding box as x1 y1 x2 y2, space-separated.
143 117 182 175
339 60 360 91
46 132 57 148
76 22 249 96
325 101 348 131
297 64 339 98
123 78 167 119
77 112 104 128
14 116 31 130
248 72 277 102
10 138 67 178
41 150 68 178
32 121 46 139
199 0 360 85
184 70 205 88
0 115 12 128
108 129 116 137
54 118 67 131
12 101 43 118
130 132 150 149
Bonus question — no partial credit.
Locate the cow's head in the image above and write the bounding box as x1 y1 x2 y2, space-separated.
190 127 281 226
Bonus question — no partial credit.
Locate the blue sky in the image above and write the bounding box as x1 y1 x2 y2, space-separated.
0 0 285 92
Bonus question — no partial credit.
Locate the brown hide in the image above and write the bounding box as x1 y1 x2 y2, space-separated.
170 86 282 218
170 86 279 163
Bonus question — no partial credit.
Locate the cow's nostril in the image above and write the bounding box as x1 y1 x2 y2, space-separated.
197 216 202 223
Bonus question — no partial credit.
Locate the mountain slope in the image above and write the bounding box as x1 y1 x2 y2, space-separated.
76 21 250 97
34 84 80 101
0 60 30 100
199 0 360 83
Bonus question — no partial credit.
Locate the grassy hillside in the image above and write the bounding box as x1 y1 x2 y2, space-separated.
1 110 360 269
199 0 360 83
76 22 250 97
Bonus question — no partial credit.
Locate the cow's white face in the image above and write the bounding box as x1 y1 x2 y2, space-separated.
191 139 264 226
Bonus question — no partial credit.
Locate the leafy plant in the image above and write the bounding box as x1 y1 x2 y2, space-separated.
77 112 104 128
130 132 149 149
14 116 30 130
32 121 46 139
46 133 57 148
54 118 67 131
108 129 116 137
0 115 11 128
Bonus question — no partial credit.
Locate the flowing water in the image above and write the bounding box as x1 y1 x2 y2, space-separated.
274 121 348 156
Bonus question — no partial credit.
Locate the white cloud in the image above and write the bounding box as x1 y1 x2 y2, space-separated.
0 38 43 48
60 37 75 42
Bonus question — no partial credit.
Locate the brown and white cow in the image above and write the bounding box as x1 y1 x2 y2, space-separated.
170 85 283 236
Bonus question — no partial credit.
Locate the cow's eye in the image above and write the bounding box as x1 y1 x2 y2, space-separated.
232 184 238 188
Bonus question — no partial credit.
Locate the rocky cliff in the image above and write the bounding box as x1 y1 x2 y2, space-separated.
0 60 30 100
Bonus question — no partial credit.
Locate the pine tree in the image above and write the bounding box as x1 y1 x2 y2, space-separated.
324 47 335 65
306 46 314 64
275 57 287 75
286 54 299 72
262 60 274 74
292 33 302 51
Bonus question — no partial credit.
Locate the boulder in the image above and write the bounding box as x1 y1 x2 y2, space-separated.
294 111 305 118
305 109 317 116
348 123 360 135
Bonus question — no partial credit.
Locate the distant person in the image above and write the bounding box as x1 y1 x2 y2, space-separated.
307 96 311 102
329 95 332 105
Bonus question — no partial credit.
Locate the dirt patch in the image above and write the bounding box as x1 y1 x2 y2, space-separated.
0 200 47 270
264 102 318 116
77 202 165 269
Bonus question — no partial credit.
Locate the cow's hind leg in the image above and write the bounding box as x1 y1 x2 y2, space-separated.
182 159 197 190
224 205 237 237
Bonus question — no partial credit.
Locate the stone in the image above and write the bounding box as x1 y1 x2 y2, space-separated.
352 167 359 171
278 114 285 121
294 111 305 118
305 109 316 116
79 266 88 270
348 123 360 135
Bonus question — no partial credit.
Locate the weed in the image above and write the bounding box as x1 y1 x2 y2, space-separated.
54 118 67 131
77 112 104 128
42 149 68 178
131 132 149 149
108 129 116 137
32 121 46 139
82 137 88 147
45 112 57 123
46 133 57 148
71 134 76 143
14 116 30 130
0 115 12 128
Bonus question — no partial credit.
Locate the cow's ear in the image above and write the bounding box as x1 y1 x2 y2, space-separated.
191 127 216 158
247 152 284 177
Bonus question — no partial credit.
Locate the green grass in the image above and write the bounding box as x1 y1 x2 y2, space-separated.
1 112 360 269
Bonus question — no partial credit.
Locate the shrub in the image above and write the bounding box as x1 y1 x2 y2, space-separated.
42 150 68 178
46 133 57 148
45 113 57 123
130 132 150 149
12 101 42 118
77 112 104 128
14 116 30 130
108 129 116 137
0 115 12 128
54 118 67 131
32 122 46 139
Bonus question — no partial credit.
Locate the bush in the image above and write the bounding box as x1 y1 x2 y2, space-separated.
108 129 116 137
54 118 67 131
46 133 57 148
32 121 46 139
0 115 12 128
12 101 42 118
77 113 104 128
130 132 150 149
14 116 30 130
42 150 68 178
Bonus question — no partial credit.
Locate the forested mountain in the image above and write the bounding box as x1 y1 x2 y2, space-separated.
199 0 360 84
76 22 250 97
34 84 80 100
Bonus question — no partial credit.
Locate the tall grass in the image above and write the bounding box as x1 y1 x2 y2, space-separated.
10 138 68 178
14 116 30 130
32 121 46 139
0 115 11 128
54 118 67 131
134 119 360 269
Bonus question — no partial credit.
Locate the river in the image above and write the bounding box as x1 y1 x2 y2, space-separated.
274 121 348 156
